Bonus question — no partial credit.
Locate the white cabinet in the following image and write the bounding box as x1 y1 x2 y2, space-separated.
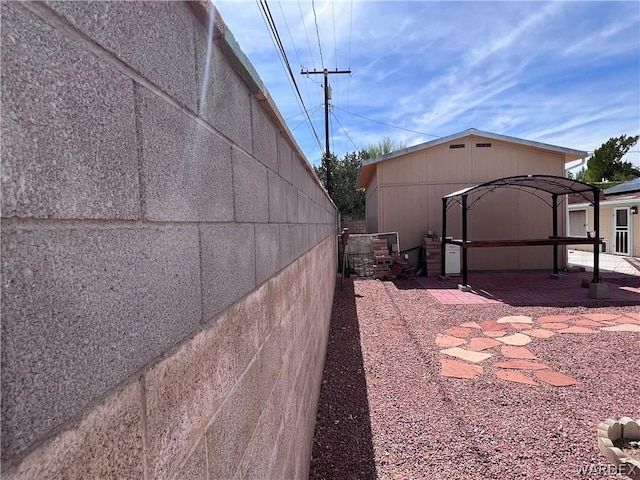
445 243 461 275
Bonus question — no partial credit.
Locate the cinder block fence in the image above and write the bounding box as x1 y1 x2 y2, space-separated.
1 2 338 478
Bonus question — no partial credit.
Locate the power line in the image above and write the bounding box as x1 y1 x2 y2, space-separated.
311 0 325 68
333 106 441 138
331 110 360 152
257 0 324 153
297 0 316 69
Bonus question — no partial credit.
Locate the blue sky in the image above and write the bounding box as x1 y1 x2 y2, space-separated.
214 1 640 171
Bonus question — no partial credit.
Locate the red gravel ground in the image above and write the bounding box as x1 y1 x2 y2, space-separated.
309 277 640 480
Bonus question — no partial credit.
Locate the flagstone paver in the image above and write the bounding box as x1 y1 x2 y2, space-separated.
496 315 532 324
440 358 483 379
435 334 467 348
582 313 621 321
467 337 502 352
460 322 482 329
445 326 473 338
495 369 539 386
481 320 507 331
535 370 580 386
512 324 533 330
436 309 637 389
496 333 532 346
558 326 599 334
492 360 549 370
500 346 538 359
574 319 606 327
484 330 508 338
529 329 556 339
619 316 640 325
537 315 576 323
440 347 493 363
601 324 640 332
539 322 569 330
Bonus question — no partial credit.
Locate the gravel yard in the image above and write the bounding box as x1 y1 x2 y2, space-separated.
309 276 640 480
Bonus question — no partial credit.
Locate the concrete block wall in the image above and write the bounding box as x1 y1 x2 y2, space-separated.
1 1 337 478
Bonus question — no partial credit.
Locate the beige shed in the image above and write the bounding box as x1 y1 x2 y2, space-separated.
356 129 587 271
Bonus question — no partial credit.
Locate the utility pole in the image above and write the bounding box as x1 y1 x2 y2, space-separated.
301 68 351 196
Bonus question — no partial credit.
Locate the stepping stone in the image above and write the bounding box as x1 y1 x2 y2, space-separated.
512 324 533 330
582 313 620 321
540 322 569 330
441 347 493 363
500 346 537 359
496 333 532 346
467 337 501 352
619 316 640 325
495 369 538 386
460 321 482 329
440 358 483 379
497 315 532 324
625 312 640 321
493 360 549 370
481 320 506 331
601 324 640 332
436 334 467 348
537 315 575 323
535 370 580 386
484 330 508 338
574 319 606 327
445 326 473 338
529 329 555 339
558 326 599 334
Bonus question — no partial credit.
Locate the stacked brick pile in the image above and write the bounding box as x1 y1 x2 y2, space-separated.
372 239 393 277
423 235 442 277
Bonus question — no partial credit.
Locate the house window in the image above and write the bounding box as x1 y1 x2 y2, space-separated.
476 143 492 148
449 144 465 149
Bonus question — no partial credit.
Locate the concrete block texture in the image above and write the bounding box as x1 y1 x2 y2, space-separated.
137 86 234 222
232 148 269 223
286 184 300 224
278 135 293 183
1 225 201 457
251 97 278 172
2 381 144 480
200 224 256 319
256 224 280 286
173 437 208 480
268 170 288 224
1 3 139 220
144 283 268 479
197 37 252 152
46 0 199 111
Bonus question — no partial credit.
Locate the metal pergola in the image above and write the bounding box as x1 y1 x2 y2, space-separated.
441 175 603 290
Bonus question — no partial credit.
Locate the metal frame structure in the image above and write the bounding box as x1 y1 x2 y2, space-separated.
440 175 603 288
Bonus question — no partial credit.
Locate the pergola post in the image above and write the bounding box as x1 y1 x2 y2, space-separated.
441 197 447 277
552 194 559 277
593 189 600 284
461 194 469 289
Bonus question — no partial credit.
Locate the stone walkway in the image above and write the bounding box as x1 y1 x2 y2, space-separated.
437 312 640 386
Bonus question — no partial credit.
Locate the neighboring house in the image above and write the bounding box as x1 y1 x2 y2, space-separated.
356 128 587 270
568 177 640 257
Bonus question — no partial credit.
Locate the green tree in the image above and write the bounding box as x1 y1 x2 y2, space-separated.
584 134 640 184
314 151 366 217
364 136 406 159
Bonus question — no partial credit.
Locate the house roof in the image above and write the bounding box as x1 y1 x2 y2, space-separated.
357 128 588 190
603 177 640 196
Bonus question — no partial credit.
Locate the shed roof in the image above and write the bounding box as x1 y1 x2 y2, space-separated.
603 177 640 196
357 128 588 190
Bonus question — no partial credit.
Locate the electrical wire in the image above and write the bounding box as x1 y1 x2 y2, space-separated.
297 0 317 69
278 1 314 104
333 105 441 138
311 0 325 68
331 110 360 152
257 0 324 153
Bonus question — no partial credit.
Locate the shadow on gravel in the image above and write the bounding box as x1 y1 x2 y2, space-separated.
309 279 377 480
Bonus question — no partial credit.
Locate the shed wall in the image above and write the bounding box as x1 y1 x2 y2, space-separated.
373 135 568 269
